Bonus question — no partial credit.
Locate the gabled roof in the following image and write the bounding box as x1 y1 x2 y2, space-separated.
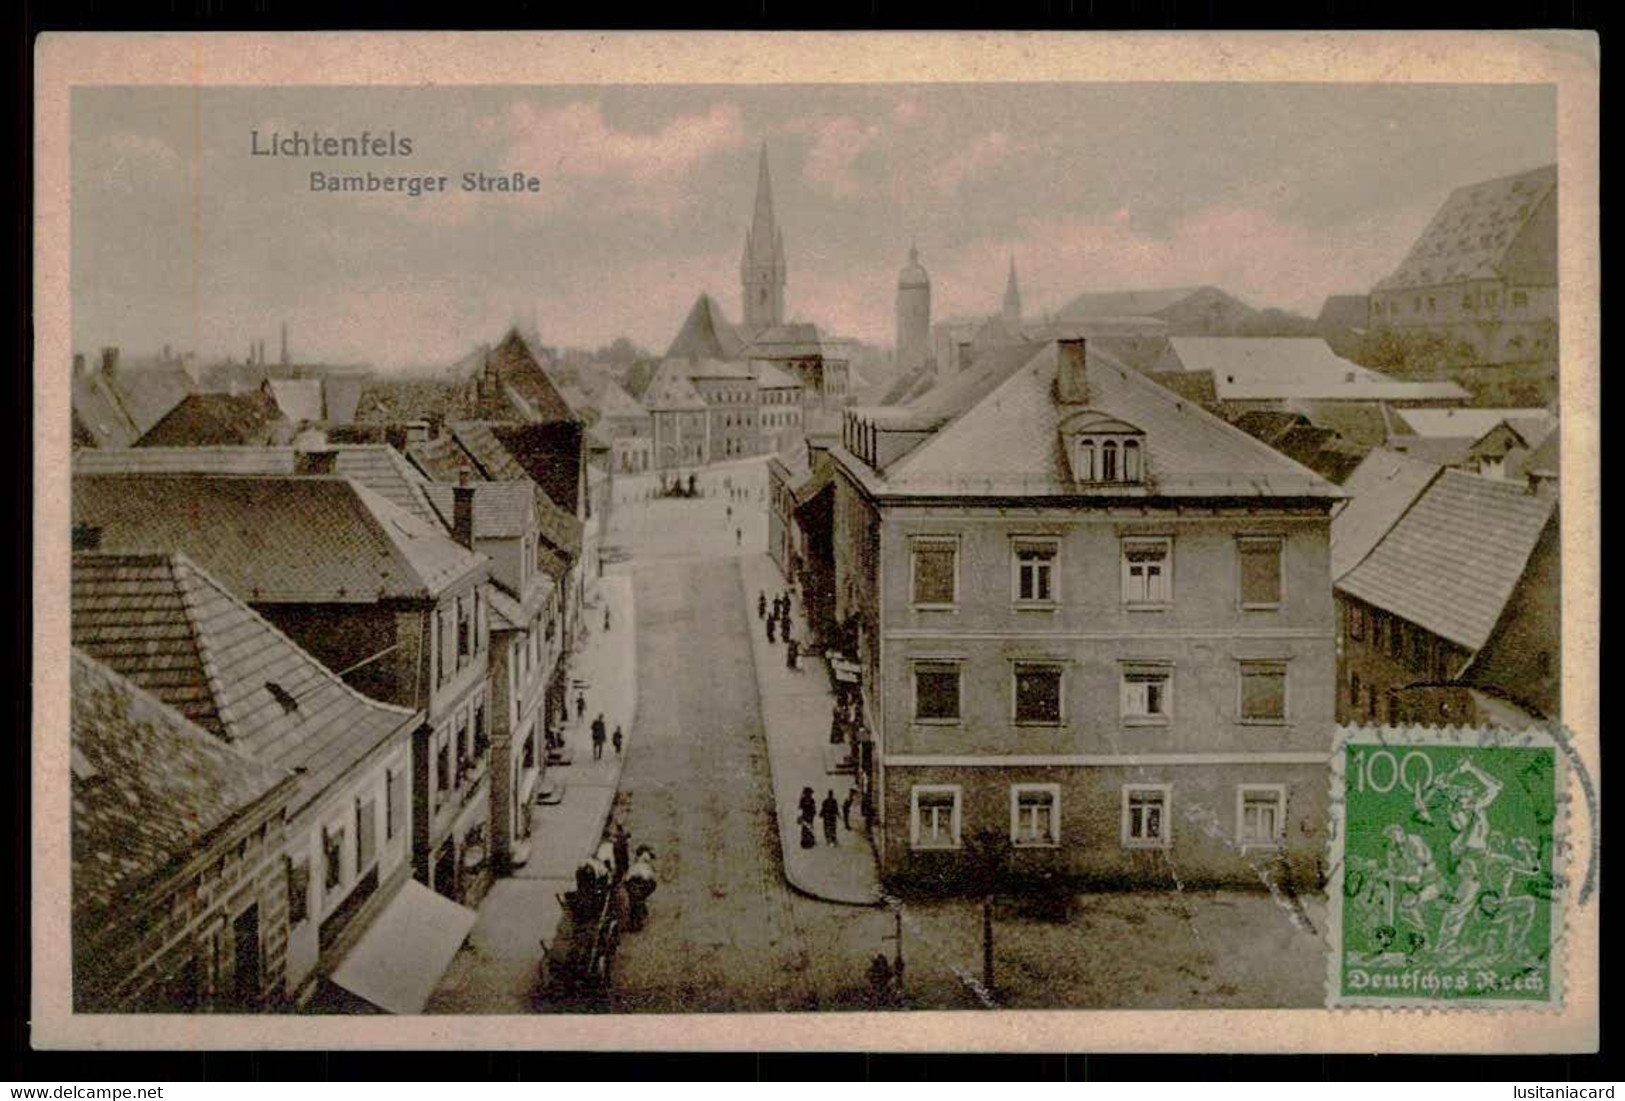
72 552 416 811
267 379 325 424
1165 337 1386 394
324 377 365 424
857 342 1341 499
666 294 746 361
484 329 579 424
754 360 802 390
1281 399 1393 449
595 377 651 418
353 376 528 425
1517 429 1561 481
1331 448 1443 579
1392 407 1556 441
73 444 445 529
743 322 835 359
406 434 478 483
1375 165 1556 292
449 422 533 483
1337 468 1556 652
642 359 709 411
72 368 194 449
136 391 289 447
73 473 486 602
72 650 296 957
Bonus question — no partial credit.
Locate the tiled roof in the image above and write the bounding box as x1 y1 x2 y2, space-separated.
73 444 445 529
1392 407 1555 441
136 391 289 447
485 329 579 424
1374 165 1556 292
1281 399 1393 450
422 481 537 540
666 294 747 361
73 473 486 602
1165 337 1387 397
489 422 586 519
1330 448 1443 580
352 377 526 425
72 553 417 814
1337 468 1556 651
1147 370 1219 410
323 377 365 424
267 379 325 424
878 361 934 406
859 342 1342 499
1517 430 1561 480
743 322 839 360
72 368 194 449
642 360 709 411
406 434 478 483
72 649 295 946
450 422 532 483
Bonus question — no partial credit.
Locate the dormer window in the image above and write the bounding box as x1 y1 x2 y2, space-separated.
1062 411 1146 486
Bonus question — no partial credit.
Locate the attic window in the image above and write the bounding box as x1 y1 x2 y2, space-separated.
267 682 300 714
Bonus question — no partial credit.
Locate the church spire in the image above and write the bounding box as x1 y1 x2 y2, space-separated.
1002 255 1023 325
741 142 787 334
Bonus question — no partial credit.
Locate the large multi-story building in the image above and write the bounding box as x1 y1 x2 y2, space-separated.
1367 165 1557 366
826 338 1343 891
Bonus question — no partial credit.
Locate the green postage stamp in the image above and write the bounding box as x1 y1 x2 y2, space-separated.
1328 725 1567 1010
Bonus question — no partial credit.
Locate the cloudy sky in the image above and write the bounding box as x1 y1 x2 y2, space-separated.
71 82 1554 369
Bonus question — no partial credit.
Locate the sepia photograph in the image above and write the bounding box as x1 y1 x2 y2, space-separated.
31 31 1599 1054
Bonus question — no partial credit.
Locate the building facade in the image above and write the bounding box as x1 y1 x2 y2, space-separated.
826 339 1343 892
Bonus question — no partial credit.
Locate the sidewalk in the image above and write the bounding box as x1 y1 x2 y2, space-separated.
425 574 637 1013
738 554 883 906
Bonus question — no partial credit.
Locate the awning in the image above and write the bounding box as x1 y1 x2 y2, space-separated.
329 880 476 1014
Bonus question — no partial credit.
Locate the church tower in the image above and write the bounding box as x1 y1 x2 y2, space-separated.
895 243 932 376
1001 256 1023 325
740 144 787 335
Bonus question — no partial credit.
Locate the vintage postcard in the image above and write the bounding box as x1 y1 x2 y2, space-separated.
31 31 1599 1052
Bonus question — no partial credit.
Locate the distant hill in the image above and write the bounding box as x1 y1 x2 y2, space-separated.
1053 284 1317 338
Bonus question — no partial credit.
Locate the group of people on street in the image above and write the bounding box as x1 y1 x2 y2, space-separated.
759 588 801 669
589 711 623 761
796 786 861 848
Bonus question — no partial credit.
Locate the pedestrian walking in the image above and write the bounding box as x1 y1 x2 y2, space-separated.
612 725 623 755
612 823 631 880
820 790 841 845
786 637 798 671
766 615 776 644
591 714 606 760
758 591 767 619
603 605 612 632
736 527 742 547
575 692 586 723
727 505 733 520
842 788 857 830
799 787 817 824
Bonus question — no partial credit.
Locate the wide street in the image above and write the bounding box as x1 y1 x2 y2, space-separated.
557 458 1330 1012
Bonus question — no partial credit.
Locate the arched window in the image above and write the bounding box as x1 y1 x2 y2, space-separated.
1077 440 1095 481
1123 439 1142 482
1101 440 1119 482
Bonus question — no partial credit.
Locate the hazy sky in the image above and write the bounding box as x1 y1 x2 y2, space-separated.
71 83 1555 368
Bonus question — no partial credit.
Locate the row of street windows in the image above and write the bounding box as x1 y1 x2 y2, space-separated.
911 535 1284 611
910 659 1288 725
908 783 1286 850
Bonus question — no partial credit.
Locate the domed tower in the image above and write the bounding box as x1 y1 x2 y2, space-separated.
895 242 932 375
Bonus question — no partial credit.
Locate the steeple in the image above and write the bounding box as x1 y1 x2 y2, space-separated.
1002 256 1023 325
741 142 787 334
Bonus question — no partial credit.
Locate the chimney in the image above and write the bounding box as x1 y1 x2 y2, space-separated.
72 353 86 378
293 430 338 474
1056 339 1089 404
100 346 120 377
452 471 476 550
